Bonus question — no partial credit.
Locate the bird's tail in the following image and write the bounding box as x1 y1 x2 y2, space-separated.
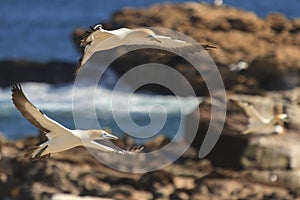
24 145 50 160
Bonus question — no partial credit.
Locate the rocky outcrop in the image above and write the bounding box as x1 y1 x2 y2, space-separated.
0 135 298 200
185 91 300 194
73 2 300 93
1 2 300 199
1 2 299 91
51 194 114 200
0 60 76 87
109 3 300 68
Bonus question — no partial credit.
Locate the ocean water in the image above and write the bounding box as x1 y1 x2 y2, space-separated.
0 0 299 62
0 1 299 139
0 82 201 140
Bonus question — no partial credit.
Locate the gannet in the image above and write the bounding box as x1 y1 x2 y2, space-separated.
231 99 288 135
77 24 216 70
229 61 249 72
11 84 143 160
214 0 223 6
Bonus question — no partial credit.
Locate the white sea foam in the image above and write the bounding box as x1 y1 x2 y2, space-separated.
0 82 201 139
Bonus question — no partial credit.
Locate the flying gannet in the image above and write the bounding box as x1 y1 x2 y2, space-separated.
77 24 216 71
231 99 288 135
214 0 223 6
11 84 143 160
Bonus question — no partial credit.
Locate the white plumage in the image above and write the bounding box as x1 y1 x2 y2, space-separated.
231 99 288 135
77 24 216 71
11 84 143 160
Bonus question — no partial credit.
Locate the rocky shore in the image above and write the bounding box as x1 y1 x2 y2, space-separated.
0 60 76 87
0 133 299 200
73 2 300 94
1 2 300 200
1 2 299 93
2 92 300 199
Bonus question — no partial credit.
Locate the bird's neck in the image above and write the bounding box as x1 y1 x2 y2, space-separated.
71 129 90 140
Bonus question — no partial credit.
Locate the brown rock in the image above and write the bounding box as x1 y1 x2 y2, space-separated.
248 46 300 90
187 93 300 171
243 169 300 193
193 178 295 200
143 135 170 150
266 14 291 34
156 184 175 199
138 170 173 188
173 176 195 190
0 60 76 87
130 190 153 200
73 2 300 93
170 191 190 200
51 194 114 200
241 133 300 170
105 185 134 199
28 183 61 200
1 133 300 199
138 170 174 198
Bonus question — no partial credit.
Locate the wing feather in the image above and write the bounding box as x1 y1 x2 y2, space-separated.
86 141 143 154
126 35 216 55
232 100 269 124
77 30 115 72
11 84 71 139
77 27 216 73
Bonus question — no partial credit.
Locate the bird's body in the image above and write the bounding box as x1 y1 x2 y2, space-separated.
241 118 285 135
31 132 81 157
231 99 288 135
77 24 216 71
12 85 142 160
214 0 223 6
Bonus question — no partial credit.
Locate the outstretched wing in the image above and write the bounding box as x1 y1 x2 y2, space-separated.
126 34 216 55
77 27 216 73
77 29 115 73
11 84 71 139
86 141 144 154
231 99 269 125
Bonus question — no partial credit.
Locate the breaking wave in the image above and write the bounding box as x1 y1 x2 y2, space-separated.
0 82 201 140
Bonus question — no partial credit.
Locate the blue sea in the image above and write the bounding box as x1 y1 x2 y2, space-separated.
0 82 201 140
0 0 298 62
0 0 299 140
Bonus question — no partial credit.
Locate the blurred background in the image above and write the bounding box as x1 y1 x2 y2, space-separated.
0 0 299 62
0 0 299 139
1 1 300 200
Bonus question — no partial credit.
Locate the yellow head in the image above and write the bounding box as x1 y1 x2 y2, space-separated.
88 129 118 140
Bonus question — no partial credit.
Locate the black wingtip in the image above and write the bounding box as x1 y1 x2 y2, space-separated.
88 24 102 32
24 146 39 159
11 84 22 102
11 83 21 92
24 145 50 161
90 24 102 31
89 25 94 30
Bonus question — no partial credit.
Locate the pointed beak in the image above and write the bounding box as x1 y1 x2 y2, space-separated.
275 114 289 123
282 116 289 123
104 133 118 140
279 114 288 120
147 35 162 43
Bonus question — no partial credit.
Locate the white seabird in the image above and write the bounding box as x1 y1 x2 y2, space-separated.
229 61 249 72
214 0 223 6
231 99 288 135
11 84 143 160
77 24 216 70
